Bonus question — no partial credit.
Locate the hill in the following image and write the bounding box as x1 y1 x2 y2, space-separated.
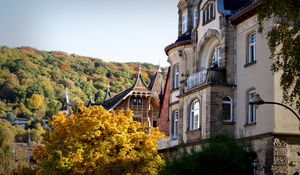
0 46 164 119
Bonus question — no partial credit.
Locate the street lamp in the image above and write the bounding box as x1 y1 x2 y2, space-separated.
249 93 300 122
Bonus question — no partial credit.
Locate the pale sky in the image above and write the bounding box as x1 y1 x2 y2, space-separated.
0 0 179 67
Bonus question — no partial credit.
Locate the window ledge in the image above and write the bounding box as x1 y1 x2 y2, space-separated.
171 88 179 92
202 17 215 26
244 60 257 67
223 121 235 125
186 128 201 134
244 122 256 127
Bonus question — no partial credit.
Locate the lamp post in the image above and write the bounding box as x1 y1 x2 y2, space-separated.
249 93 300 122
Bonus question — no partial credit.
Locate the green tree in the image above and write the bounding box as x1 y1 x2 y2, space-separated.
14 125 25 143
160 135 257 175
0 119 16 174
46 100 62 118
258 0 300 111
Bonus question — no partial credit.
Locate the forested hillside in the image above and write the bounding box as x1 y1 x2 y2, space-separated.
0 46 162 119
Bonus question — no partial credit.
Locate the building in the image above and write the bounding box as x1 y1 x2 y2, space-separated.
98 65 165 128
158 0 300 174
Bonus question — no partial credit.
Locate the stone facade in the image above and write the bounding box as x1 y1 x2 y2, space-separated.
158 0 300 174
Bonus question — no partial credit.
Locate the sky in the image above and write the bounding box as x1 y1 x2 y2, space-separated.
0 0 179 67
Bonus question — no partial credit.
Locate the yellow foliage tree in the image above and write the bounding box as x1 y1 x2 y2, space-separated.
27 94 43 110
34 106 165 175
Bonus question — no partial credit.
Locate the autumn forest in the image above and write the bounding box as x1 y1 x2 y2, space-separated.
0 46 162 119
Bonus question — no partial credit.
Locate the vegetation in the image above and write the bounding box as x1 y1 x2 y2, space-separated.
34 106 165 175
258 0 300 111
0 119 37 174
160 135 257 175
0 46 162 119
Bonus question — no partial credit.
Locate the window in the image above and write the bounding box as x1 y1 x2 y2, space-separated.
211 45 221 68
247 33 256 64
190 99 200 130
247 90 256 124
193 9 199 27
223 97 233 121
182 12 188 33
172 110 178 139
133 115 142 122
203 3 215 24
173 64 179 89
133 97 142 105
153 119 158 127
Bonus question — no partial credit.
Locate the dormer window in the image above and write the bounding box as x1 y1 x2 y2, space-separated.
211 45 221 68
203 2 215 25
182 12 188 33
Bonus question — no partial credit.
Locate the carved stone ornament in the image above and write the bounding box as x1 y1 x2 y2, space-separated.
274 138 287 147
271 165 288 174
236 16 258 34
272 138 288 174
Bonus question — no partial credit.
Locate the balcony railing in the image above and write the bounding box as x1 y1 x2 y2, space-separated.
184 68 226 92
185 70 207 92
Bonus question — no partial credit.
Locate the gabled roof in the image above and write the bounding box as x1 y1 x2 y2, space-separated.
103 83 112 102
100 86 133 110
148 67 166 103
132 68 150 93
100 64 151 110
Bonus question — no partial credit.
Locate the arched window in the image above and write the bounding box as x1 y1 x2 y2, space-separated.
223 97 233 122
190 99 200 130
211 45 221 68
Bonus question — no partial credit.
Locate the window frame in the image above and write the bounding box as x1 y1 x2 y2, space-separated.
173 64 179 89
182 12 188 33
247 32 256 64
172 110 179 139
189 99 200 130
211 45 221 68
223 97 233 122
193 9 199 28
247 90 256 124
202 2 215 25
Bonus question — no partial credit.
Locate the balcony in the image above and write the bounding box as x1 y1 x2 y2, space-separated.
184 68 226 92
157 137 179 150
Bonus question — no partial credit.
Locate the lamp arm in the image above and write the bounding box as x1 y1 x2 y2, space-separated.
263 101 300 121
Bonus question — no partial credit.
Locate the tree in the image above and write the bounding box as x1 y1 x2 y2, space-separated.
0 119 15 174
34 106 165 175
27 94 43 111
258 0 300 111
160 135 257 175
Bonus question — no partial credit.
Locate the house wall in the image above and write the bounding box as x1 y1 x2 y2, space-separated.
158 70 171 136
235 15 299 138
114 96 159 127
234 13 300 175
